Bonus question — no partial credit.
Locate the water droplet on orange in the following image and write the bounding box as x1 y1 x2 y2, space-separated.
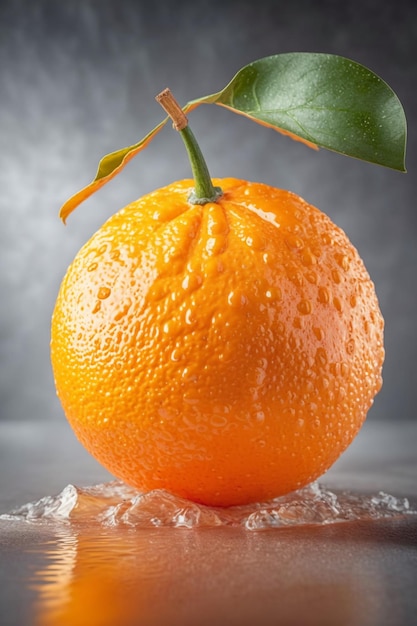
297 299 312 315
246 233 265 249
265 287 282 301
110 250 121 261
305 270 318 284
182 273 202 291
321 233 333 245
210 415 228 428
97 287 111 300
228 291 247 308
338 386 347 400
333 297 342 312
331 268 342 284
313 327 324 341
336 254 350 271
318 287 330 304
302 249 317 267
97 244 107 256
316 347 328 367
293 316 302 329
340 362 349 377
288 269 303 287
204 257 224 277
114 300 132 322
185 308 196 325
286 235 304 249
346 338 355 355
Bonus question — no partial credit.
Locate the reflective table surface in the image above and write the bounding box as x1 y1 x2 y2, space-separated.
1 418 416 626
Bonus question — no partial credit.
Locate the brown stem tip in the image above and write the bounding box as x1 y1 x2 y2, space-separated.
155 88 188 131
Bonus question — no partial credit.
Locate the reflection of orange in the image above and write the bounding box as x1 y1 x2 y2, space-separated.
51 178 384 506
33 532 151 626
33 526 383 626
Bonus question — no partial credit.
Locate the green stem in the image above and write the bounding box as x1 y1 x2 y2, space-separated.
155 88 222 204
179 126 223 204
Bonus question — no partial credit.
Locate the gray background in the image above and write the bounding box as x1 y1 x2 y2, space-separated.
0 0 416 427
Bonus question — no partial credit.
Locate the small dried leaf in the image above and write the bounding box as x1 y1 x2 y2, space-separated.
59 118 168 223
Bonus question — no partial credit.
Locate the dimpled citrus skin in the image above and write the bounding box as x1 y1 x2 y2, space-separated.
51 178 384 506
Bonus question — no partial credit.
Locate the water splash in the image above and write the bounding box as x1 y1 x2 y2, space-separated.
1 481 415 530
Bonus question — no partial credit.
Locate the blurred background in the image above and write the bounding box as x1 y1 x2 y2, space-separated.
0 0 416 430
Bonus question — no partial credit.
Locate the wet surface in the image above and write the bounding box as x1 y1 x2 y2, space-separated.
2 480 415 530
1 419 417 626
2 517 417 626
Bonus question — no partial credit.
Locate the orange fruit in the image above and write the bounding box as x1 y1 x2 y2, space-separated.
51 177 384 507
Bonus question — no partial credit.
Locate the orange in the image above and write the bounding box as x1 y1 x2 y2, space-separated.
51 177 384 507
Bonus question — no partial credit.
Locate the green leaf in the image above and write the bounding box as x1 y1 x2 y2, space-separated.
59 53 407 220
196 53 407 171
